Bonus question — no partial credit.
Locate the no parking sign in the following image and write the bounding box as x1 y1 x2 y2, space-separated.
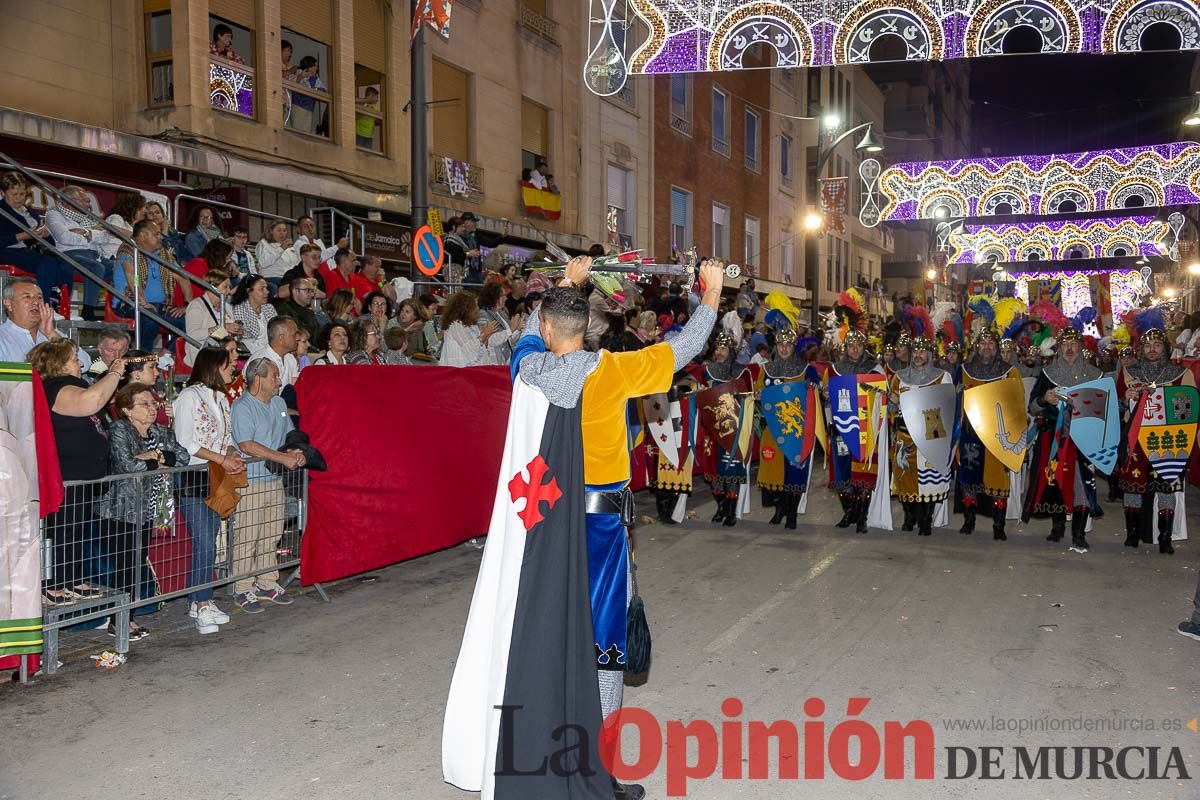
413 225 444 277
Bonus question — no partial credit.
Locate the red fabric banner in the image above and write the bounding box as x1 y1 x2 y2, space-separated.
297 365 511 585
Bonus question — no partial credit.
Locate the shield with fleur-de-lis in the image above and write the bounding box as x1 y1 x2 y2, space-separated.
1136 384 1200 482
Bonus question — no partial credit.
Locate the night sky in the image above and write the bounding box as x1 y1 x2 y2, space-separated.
970 50 1200 156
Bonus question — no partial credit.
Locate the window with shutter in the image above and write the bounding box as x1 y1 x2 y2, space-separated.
432 60 470 162
281 0 332 43
744 216 759 267
670 188 692 251
712 203 729 260
521 100 549 172
353 0 387 153
606 165 632 249
208 14 256 117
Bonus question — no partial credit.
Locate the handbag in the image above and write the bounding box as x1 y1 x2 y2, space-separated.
204 461 247 519
625 557 652 675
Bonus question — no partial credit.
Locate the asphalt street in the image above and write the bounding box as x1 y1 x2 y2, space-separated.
2 489 1198 800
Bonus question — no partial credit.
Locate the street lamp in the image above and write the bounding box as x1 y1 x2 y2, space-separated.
1188 261 1200 275
807 121 885 329
1184 95 1200 127
925 268 937 280
802 209 824 231
822 113 841 129
1164 286 1178 299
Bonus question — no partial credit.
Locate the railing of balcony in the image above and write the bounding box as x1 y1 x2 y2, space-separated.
283 79 333 139
519 4 558 43
431 154 485 203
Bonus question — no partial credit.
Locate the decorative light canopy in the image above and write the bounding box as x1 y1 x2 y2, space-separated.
951 215 1170 264
586 0 1200 94
1012 269 1145 318
858 142 1200 225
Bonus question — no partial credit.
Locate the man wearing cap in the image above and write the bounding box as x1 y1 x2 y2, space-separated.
888 337 952 536
824 331 882 533
1116 324 1195 553
1022 327 1102 552
958 329 1020 540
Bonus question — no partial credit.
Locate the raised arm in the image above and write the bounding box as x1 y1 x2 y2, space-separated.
666 260 725 370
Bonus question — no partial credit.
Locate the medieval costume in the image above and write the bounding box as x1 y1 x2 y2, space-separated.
1017 346 1042 379
1116 323 1194 554
825 330 882 533
958 330 1020 540
647 371 698 525
889 338 952 536
887 332 911 375
757 328 821 529
1022 328 1102 552
702 331 752 526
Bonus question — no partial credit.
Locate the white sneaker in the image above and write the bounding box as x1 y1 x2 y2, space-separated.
189 600 231 624
204 600 230 624
194 604 220 635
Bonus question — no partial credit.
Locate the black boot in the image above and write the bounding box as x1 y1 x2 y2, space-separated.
723 495 738 527
80 304 99 322
835 494 855 528
993 514 1007 541
657 492 678 525
959 503 976 535
1046 514 1066 542
917 503 933 536
1158 511 1175 555
711 495 728 524
855 495 869 534
613 776 646 800
768 491 785 525
901 502 915 532
785 494 799 530
1139 494 1155 543
1124 507 1141 549
1070 509 1089 553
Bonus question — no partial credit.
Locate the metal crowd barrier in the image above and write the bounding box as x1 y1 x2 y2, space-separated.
36 460 308 675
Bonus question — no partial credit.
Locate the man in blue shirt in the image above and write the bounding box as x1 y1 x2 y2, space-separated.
114 220 171 350
0 277 90 369
230 357 303 613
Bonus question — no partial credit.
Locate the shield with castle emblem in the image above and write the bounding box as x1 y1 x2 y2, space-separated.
761 381 818 467
1063 377 1120 475
1136 384 1200 482
829 372 886 461
898 381 956 474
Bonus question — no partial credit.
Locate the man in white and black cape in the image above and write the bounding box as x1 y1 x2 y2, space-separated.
444 258 724 800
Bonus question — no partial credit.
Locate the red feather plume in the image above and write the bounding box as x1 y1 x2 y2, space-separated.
1027 300 1069 335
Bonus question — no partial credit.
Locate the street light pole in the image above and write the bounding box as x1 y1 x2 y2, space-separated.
410 0 429 235
807 121 880 332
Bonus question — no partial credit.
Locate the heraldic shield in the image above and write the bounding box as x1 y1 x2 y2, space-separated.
644 392 680 468
761 382 817 467
698 375 752 456
1063 377 1120 475
899 382 956 473
963 370 1030 473
1136 384 1200 483
829 373 885 461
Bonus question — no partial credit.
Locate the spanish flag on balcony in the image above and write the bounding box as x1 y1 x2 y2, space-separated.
521 181 561 220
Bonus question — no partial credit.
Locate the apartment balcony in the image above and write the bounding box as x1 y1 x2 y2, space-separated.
431 154 484 204
519 4 559 45
670 113 691 137
209 55 255 118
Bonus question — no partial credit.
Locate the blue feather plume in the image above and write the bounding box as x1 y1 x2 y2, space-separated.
1071 306 1097 332
968 297 995 327
764 308 791 331
1003 319 1028 341
1134 306 1166 337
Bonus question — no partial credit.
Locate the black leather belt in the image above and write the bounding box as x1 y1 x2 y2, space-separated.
585 487 634 525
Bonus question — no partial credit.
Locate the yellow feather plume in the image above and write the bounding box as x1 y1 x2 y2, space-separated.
763 291 799 327
993 297 1027 335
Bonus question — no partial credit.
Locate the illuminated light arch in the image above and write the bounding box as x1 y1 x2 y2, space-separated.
706 3 813 71
949 215 1170 264
1105 0 1200 51
965 0 1083 56
979 188 1029 215
612 0 1200 93
834 0 944 63
1018 243 1051 261
918 191 968 219
864 142 1200 224
1103 236 1141 256
1058 237 1094 258
1041 182 1093 213
1107 176 1166 208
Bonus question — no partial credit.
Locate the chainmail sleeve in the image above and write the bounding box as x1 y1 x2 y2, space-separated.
668 304 717 371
